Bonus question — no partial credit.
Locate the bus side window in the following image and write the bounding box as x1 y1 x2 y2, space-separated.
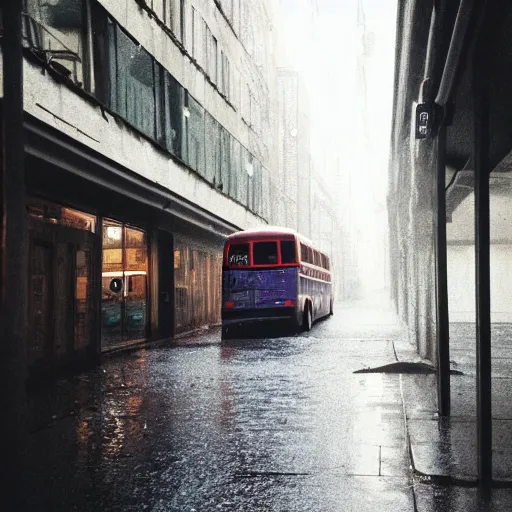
281 241 297 264
300 243 308 263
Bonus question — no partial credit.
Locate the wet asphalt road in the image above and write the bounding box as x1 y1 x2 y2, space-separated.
26 305 415 511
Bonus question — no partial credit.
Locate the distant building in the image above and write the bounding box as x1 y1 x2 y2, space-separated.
275 69 311 236
273 0 354 301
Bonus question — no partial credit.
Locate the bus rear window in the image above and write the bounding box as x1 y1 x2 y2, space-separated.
280 241 296 263
253 241 278 265
228 243 249 266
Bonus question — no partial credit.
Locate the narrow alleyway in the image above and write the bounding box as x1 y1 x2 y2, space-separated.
24 298 512 511
26 299 415 511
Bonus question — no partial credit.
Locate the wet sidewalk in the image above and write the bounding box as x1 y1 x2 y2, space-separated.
336 297 512 510
399 323 512 482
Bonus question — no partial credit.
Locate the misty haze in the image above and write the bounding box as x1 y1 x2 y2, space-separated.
1 0 511 510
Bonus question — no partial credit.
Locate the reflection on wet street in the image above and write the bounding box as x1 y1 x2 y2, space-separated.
24 303 511 511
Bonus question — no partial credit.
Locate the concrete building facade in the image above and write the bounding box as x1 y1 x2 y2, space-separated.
1 0 282 372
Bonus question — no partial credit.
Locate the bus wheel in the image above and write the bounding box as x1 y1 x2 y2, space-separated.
303 303 312 331
329 299 334 316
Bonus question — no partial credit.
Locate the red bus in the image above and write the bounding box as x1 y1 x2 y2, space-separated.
221 227 333 338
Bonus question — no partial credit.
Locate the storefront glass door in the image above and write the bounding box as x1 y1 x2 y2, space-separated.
101 219 148 347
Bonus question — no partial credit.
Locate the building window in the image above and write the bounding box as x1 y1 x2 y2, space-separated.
27 202 96 232
233 66 241 109
191 6 197 59
219 51 230 99
219 126 231 193
183 92 206 176
218 50 224 95
174 249 181 269
243 148 254 210
92 14 157 138
230 138 242 201
206 28 217 84
224 55 231 99
202 18 208 70
163 72 184 158
164 0 172 28
111 26 157 139
102 220 148 347
24 0 86 87
212 36 218 84
179 0 186 43
253 159 262 215
205 112 221 188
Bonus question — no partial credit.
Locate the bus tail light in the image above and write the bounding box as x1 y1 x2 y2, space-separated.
224 301 235 309
284 299 295 307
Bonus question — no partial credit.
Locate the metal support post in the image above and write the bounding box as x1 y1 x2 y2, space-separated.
1 0 28 508
436 118 451 416
474 54 492 488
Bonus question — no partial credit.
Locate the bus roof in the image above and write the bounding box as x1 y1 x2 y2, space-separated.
226 226 314 246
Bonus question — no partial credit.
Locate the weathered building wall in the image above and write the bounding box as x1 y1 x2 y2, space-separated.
22 63 263 230
388 0 437 362
0 0 286 372
16 0 277 230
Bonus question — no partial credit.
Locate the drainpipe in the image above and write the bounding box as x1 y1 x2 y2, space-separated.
1 0 29 508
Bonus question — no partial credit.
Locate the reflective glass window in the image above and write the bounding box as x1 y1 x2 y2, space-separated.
102 220 148 347
110 26 156 138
